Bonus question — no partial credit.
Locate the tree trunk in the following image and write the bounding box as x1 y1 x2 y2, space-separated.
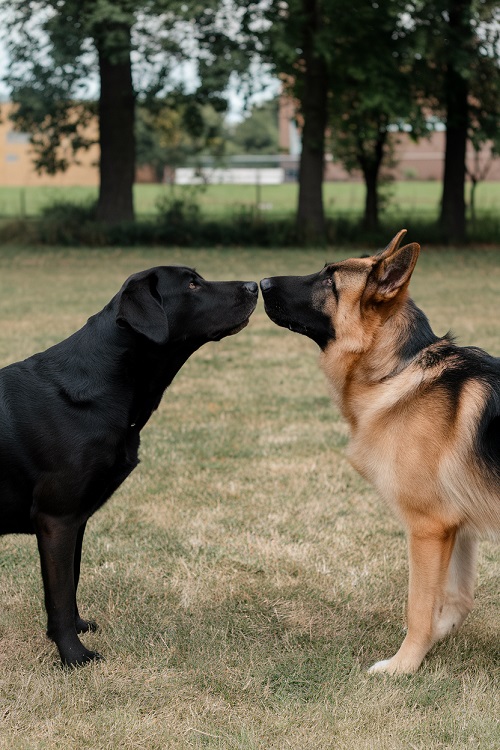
296 0 328 242
440 94 468 242
362 167 380 232
359 131 386 232
439 0 471 243
469 177 477 230
96 25 135 223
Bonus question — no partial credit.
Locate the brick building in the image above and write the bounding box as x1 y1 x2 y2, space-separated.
278 96 500 182
2 99 499 186
0 103 100 187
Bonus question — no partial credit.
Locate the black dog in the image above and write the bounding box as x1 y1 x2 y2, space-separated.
0 266 258 667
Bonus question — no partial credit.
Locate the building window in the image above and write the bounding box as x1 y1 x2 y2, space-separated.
6 131 30 144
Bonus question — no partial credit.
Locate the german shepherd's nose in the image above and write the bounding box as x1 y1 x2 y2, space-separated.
260 278 273 292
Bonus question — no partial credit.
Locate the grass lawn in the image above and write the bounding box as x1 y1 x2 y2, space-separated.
0 243 498 749
0 181 499 220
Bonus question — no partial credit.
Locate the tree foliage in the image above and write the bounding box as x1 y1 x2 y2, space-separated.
228 99 279 155
2 0 499 237
257 1 426 234
136 99 227 180
1 0 257 220
327 0 427 230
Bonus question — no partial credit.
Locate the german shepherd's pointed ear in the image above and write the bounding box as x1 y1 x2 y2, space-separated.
375 228 408 261
369 232 420 302
116 270 169 345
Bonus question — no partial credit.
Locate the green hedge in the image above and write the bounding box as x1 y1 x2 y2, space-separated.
1 199 498 247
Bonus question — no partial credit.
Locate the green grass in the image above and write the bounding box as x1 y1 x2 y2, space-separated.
0 244 498 749
0 181 499 220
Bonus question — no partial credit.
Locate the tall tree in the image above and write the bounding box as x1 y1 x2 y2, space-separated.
2 0 251 223
328 0 425 231
95 11 135 222
259 0 423 238
412 0 500 242
260 0 333 240
295 0 329 240
440 0 470 242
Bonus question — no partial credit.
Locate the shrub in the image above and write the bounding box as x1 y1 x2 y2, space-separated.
0 198 498 247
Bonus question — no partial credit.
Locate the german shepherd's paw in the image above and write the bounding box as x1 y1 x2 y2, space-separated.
368 658 394 674
368 656 421 675
368 636 428 674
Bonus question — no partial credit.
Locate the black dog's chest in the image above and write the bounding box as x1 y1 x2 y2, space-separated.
80 427 141 517
85 430 139 516
0 409 141 531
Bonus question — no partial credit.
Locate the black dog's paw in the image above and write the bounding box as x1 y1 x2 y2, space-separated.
62 647 104 669
75 616 99 634
52 631 105 668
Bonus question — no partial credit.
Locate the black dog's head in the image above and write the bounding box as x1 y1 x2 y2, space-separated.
116 266 258 348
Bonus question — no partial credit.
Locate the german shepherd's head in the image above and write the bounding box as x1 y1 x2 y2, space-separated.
260 230 430 403
260 229 419 349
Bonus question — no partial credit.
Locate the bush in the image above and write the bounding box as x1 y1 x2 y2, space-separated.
0 198 498 248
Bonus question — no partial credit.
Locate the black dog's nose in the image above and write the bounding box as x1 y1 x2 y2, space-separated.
260 278 273 292
243 281 258 295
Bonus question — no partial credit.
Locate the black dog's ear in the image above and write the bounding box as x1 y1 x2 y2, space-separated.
116 271 169 345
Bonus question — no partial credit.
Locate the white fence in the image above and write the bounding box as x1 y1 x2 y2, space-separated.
175 167 285 186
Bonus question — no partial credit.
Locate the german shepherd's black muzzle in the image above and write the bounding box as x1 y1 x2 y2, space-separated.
260 274 335 350
0 266 257 667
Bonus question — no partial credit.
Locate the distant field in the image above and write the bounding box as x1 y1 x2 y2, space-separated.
0 244 498 750
0 181 499 220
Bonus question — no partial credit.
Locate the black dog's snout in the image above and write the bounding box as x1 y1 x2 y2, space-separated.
243 281 259 295
260 278 273 293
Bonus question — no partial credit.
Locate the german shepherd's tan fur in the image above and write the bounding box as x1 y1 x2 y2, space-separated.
260 230 499 673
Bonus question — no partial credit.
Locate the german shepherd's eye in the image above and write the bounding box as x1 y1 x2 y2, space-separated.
322 277 333 287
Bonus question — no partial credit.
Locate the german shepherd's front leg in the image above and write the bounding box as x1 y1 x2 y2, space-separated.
369 525 457 674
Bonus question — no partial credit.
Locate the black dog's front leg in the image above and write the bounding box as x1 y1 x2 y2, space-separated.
33 512 102 667
73 521 98 635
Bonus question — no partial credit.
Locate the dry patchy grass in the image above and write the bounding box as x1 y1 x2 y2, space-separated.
0 244 498 749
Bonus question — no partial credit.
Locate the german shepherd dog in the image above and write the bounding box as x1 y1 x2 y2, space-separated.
260 230 499 674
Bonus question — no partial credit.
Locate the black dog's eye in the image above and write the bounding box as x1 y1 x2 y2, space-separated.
189 280 199 290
